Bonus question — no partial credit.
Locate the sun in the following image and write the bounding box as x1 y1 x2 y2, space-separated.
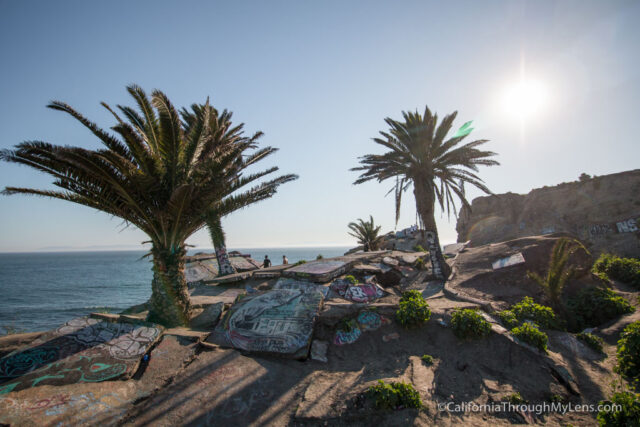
503 79 548 120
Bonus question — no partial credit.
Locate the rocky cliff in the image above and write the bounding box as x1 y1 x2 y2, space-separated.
456 169 640 257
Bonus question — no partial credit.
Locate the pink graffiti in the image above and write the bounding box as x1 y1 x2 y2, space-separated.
28 394 70 411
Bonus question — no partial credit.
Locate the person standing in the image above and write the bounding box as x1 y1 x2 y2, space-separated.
282 255 289 265
263 255 272 268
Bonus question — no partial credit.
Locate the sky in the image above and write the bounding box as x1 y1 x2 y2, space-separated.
0 0 639 252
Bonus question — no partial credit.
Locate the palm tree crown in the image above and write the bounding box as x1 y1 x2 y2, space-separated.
351 106 499 278
348 215 384 251
1 85 297 326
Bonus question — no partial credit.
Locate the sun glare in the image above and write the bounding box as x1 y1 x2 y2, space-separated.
503 79 548 120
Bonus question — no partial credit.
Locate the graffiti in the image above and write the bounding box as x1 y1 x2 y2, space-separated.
333 323 361 346
589 223 613 237
357 311 382 331
185 262 217 283
216 246 236 276
425 232 443 279
492 252 525 270
210 289 324 357
344 284 385 303
274 278 329 297
0 317 161 392
616 218 638 233
27 394 70 411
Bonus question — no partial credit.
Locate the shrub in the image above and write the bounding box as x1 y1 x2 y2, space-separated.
451 309 492 339
497 310 519 330
421 354 434 365
396 291 431 328
597 390 640 426
512 322 548 352
511 297 557 329
367 380 422 410
615 321 640 382
593 253 640 288
295 260 307 266
505 392 528 405
316 254 324 260
568 287 634 330
527 238 589 306
413 244 426 252
577 332 605 355
343 274 358 284
415 257 426 270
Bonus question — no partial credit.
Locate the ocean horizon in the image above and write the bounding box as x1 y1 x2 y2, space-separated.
0 246 351 335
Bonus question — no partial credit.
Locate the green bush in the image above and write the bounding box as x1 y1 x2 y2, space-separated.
497 309 519 330
512 322 548 352
396 291 431 328
421 354 434 365
511 297 557 329
413 244 427 252
615 321 640 382
593 253 640 288
504 392 528 405
451 309 492 339
316 254 324 260
295 260 307 266
367 380 422 410
568 287 634 330
597 390 640 426
577 332 605 355
415 257 426 270
344 274 358 284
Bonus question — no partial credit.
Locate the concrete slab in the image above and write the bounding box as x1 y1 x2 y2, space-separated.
163 328 210 341
253 264 290 279
282 260 350 282
208 288 324 358
185 261 217 283
208 271 253 284
0 317 162 393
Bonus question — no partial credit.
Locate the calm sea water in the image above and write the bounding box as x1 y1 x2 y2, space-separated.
0 246 350 334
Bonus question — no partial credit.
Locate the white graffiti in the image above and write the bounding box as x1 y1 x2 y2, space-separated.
616 218 638 234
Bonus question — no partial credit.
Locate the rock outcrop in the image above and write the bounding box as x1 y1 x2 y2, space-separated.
456 169 640 257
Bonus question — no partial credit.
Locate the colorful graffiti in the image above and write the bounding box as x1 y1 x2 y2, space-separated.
0 317 161 392
357 311 382 331
215 246 236 276
333 323 361 346
344 284 385 303
210 288 324 357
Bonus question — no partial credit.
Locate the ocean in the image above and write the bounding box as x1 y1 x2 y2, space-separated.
0 246 351 335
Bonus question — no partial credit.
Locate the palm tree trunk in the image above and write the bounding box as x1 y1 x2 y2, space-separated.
147 245 192 327
414 182 451 280
207 216 236 276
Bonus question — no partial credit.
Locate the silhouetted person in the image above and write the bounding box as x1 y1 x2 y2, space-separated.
263 255 272 268
282 255 289 265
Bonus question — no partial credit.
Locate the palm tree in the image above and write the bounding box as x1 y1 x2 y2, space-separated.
527 238 589 308
181 103 280 276
352 107 499 279
348 215 384 251
0 85 297 327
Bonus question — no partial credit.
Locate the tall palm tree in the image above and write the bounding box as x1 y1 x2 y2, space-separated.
0 85 297 327
181 103 278 276
348 215 384 251
352 107 499 279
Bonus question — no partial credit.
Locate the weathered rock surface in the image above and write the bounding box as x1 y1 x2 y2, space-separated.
456 169 640 257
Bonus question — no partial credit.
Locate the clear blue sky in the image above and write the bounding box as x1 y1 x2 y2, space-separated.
1 0 639 252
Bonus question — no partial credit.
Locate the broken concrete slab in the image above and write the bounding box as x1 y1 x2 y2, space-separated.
274 277 329 297
282 260 350 282
318 302 397 327
190 302 224 330
492 252 525 270
0 380 142 426
209 288 324 358
382 256 399 267
0 317 162 393
163 328 210 342
344 283 386 303
208 271 253 284
185 261 217 283
310 340 328 363
253 264 290 279
351 263 383 275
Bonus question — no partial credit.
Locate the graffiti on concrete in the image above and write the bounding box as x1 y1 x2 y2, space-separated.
425 232 443 279
283 260 349 282
357 311 382 331
492 252 525 270
185 262 216 283
0 317 161 392
344 284 385 303
333 321 361 346
616 218 638 233
215 246 236 276
274 278 329 297
210 289 324 357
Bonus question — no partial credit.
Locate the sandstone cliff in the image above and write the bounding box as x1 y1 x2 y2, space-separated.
456 169 640 257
